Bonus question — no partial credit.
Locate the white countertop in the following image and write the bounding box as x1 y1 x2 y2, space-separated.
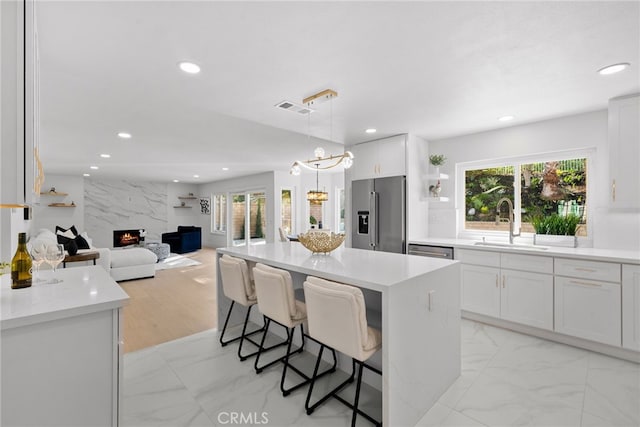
218 243 457 292
1 266 129 330
409 237 640 264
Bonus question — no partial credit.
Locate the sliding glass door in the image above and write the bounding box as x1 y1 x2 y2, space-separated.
230 190 267 246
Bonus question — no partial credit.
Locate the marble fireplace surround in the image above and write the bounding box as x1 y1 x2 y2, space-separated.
85 180 168 249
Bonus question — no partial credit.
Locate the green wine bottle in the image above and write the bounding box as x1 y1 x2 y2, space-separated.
11 233 32 289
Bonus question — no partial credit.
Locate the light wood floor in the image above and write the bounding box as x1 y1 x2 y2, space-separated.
119 247 218 353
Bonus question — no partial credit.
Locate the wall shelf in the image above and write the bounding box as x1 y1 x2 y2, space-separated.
48 203 76 207
173 206 192 208
178 196 198 200
423 173 449 180
40 191 68 196
427 197 450 202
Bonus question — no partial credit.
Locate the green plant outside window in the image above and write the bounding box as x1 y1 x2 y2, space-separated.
464 158 587 236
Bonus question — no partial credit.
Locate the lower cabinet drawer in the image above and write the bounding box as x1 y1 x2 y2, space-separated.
555 258 621 283
554 276 621 346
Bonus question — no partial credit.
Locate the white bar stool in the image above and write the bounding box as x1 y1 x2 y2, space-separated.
252 263 337 396
303 276 382 427
218 255 283 361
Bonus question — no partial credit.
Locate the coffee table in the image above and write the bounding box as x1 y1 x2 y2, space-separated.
63 251 100 268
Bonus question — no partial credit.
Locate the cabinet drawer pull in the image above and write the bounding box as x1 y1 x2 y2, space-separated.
502 276 505 288
569 280 602 287
573 267 597 273
612 179 616 202
409 251 448 257
495 275 499 288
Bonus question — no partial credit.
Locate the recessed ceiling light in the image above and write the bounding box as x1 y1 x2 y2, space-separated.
365 128 377 134
222 167 229 171
117 132 132 139
90 166 99 170
598 62 630 75
173 179 179 183
83 173 90 177
193 174 199 178
498 115 514 122
179 61 201 74
100 154 111 158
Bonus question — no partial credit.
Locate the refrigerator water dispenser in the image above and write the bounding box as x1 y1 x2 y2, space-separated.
357 211 369 234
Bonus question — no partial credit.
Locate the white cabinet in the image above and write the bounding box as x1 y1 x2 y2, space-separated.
461 263 500 317
349 135 406 180
1 267 126 427
555 276 621 346
2 308 123 426
622 264 640 351
458 250 553 330
501 269 553 330
608 94 640 209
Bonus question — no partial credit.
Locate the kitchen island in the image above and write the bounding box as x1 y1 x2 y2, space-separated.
217 243 461 426
1 266 129 426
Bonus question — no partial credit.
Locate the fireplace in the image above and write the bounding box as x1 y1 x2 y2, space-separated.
113 229 144 248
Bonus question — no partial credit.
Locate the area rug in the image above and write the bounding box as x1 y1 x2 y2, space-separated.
155 253 202 271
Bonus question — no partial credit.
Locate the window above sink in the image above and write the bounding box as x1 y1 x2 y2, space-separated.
457 149 594 244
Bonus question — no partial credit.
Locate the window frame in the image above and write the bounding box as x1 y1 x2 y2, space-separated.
456 149 594 245
210 193 227 235
280 187 295 235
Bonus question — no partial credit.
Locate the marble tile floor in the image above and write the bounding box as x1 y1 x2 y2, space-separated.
122 319 640 427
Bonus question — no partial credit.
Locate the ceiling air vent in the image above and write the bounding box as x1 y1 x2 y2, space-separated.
275 100 314 115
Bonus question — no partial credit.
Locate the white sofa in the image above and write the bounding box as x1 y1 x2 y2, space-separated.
31 229 157 282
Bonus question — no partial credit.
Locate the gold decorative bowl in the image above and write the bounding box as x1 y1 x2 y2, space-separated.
297 232 345 254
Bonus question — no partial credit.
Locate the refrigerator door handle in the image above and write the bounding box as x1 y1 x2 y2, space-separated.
369 191 377 248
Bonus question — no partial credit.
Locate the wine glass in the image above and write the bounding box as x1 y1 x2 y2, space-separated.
28 242 47 283
45 244 65 284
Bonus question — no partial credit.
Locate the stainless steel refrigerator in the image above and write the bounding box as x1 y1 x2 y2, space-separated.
351 176 406 253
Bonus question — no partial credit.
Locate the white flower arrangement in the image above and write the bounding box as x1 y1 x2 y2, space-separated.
139 229 147 238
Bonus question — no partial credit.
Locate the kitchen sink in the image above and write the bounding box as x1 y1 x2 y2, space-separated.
473 241 549 250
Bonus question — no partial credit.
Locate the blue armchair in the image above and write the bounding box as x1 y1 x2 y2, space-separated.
162 226 202 254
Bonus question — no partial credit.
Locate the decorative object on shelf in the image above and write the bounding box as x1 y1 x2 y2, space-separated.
429 154 446 167
429 180 442 198
298 231 345 254
181 201 186 207
49 187 56 194
532 213 581 247
199 197 211 215
289 89 354 204
139 229 146 245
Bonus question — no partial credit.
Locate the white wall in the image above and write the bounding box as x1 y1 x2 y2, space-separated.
32 175 85 233
167 182 200 232
427 110 639 250
197 172 275 248
406 134 430 241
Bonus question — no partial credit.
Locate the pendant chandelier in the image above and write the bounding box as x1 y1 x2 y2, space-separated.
289 89 354 204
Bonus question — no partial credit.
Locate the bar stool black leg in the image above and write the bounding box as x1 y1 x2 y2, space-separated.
351 361 365 427
219 301 236 346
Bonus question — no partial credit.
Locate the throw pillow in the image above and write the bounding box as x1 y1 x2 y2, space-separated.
74 234 90 250
65 239 78 256
80 231 93 248
55 226 91 250
55 225 78 237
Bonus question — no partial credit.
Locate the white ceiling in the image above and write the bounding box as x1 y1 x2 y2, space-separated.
36 1 639 183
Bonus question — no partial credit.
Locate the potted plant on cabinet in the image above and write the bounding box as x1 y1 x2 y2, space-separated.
532 214 581 247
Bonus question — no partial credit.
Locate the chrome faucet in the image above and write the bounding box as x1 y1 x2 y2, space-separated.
495 198 520 244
